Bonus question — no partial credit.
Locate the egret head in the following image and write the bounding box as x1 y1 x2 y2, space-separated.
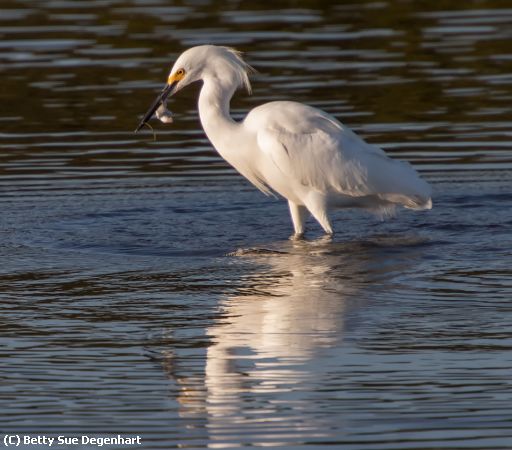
135 45 253 133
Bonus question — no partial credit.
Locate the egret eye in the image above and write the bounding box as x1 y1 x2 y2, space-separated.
176 69 185 77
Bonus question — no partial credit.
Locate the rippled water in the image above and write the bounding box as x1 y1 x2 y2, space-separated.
1 1 512 448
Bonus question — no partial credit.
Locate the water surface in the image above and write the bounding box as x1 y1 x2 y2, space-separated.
1 1 512 448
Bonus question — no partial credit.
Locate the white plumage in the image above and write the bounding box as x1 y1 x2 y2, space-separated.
137 45 432 238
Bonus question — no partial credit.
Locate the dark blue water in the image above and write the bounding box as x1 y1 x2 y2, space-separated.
1 1 512 449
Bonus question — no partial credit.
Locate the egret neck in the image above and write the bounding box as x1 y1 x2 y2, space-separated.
198 75 241 163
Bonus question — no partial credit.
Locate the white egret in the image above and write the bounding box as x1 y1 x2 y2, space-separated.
135 45 432 238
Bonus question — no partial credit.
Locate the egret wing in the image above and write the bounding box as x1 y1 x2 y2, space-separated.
256 114 384 197
250 101 431 207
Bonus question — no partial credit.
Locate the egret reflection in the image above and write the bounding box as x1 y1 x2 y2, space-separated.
162 239 388 441
153 236 430 445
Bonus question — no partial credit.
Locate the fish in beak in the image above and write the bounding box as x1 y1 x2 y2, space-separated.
134 81 177 133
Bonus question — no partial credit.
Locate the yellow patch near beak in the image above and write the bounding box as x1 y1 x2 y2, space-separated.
168 69 186 85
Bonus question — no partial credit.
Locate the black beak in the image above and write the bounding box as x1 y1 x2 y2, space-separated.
134 81 176 133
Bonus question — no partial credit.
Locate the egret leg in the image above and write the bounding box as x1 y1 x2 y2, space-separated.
305 197 333 235
288 201 308 240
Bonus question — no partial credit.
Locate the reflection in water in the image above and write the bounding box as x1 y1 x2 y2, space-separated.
206 245 351 444
165 238 414 446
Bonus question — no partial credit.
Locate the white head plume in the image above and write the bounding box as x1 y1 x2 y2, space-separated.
171 45 255 94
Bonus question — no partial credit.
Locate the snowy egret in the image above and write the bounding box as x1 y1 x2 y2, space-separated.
135 45 432 238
